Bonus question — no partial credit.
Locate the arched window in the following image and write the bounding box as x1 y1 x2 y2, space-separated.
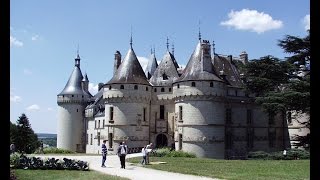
210 82 213 87
134 85 138 90
177 84 180 88
109 86 112 90
161 88 165 92
169 88 172 92
191 82 196 87
154 88 157 92
146 87 148 91
120 85 124 89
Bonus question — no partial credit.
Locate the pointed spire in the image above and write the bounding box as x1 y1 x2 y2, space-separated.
130 26 133 48
153 45 156 55
198 20 201 41
212 40 215 55
172 42 175 55
150 46 153 54
75 45 80 67
166 37 169 51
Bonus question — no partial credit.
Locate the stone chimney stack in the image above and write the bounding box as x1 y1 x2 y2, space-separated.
114 51 121 75
239 51 248 64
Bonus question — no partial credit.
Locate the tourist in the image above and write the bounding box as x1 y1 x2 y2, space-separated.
10 143 15 154
101 140 107 167
146 143 153 164
141 146 147 165
40 141 44 154
117 142 127 169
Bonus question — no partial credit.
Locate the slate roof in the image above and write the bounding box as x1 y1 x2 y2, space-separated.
177 41 223 83
149 50 179 86
145 52 158 79
107 47 150 85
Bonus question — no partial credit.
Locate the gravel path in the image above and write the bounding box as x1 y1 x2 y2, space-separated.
34 153 219 180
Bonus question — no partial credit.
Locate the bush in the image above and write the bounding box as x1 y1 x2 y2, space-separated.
10 153 21 168
11 154 89 171
40 147 74 154
150 148 196 158
248 149 309 160
248 151 270 160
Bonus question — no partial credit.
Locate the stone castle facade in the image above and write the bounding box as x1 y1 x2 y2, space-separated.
57 35 304 159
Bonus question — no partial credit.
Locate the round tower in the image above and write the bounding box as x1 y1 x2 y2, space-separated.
103 40 151 153
57 53 91 152
173 38 227 158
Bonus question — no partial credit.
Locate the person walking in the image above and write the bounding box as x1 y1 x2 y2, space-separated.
101 140 107 167
117 142 127 169
146 143 153 164
10 143 15 154
141 146 147 165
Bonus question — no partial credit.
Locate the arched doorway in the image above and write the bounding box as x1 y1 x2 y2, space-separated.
156 133 168 148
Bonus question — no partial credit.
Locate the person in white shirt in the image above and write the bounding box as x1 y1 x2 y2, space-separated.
141 146 147 165
145 143 153 164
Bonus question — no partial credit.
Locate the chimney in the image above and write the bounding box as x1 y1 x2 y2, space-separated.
239 51 248 64
98 83 104 91
114 51 121 75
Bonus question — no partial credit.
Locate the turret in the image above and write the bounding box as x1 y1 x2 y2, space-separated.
57 52 90 153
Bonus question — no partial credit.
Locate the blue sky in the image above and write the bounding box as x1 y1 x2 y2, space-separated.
10 0 310 134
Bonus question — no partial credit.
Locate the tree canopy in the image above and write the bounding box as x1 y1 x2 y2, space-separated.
11 113 40 153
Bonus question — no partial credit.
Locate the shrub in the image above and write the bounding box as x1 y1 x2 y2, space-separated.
248 149 310 160
11 154 89 171
150 148 196 158
42 147 74 154
248 151 270 159
10 153 21 168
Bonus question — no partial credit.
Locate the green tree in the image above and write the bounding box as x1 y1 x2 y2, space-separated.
10 121 18 144
15 113 40 153
242 32 310 148
278 30 310 65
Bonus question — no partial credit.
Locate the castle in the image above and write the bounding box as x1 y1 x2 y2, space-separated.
57 34 304 159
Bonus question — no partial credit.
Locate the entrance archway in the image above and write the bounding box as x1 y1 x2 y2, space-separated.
156 133 168 148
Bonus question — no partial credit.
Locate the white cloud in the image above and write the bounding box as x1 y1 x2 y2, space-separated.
89 83 99 95
31 35 39 41
47 107 54 111
23 69 32 75
137 56 149 71
10 90 22 103
303 14 310 31
220 9 283 34
26 104 40 111
10 35 23 47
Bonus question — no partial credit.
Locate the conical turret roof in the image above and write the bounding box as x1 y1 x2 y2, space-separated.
145 52 158 79
177 40 223 82
149 50 179 86
59 55 89 95
107 47 150 85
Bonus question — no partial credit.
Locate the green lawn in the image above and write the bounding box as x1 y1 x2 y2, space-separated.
128 157 309 180
13 169 129 180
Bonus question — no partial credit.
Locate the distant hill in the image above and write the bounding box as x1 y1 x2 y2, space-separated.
36 133 57 139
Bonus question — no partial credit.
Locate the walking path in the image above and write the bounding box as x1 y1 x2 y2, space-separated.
34 153 219 180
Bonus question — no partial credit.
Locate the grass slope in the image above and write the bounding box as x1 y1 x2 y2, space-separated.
128 157 309 180
14 169 129 180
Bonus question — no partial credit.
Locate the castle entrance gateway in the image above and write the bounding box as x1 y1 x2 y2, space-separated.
155 133 168 148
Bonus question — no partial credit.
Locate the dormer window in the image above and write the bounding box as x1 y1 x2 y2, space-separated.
162 73 168 80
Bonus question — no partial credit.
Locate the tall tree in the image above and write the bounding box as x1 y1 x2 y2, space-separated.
15 113 40 153
278 30 310 65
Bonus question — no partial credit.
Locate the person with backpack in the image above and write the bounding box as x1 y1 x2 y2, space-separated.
101 140 108 167
117 142 127 169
